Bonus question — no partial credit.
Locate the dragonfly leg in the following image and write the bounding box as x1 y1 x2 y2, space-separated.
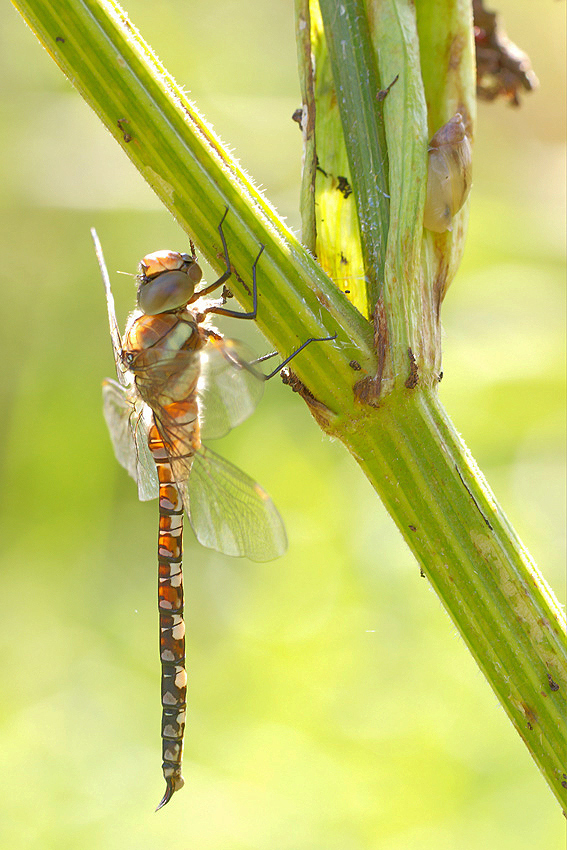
203 242 263 321
260 333 337 380
190 208 234 301
199 215 337 370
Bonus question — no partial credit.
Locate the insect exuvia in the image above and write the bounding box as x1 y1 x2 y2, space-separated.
93 211 334 809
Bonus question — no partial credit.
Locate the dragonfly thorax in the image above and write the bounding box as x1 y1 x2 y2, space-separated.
123 311 204 406
124 310 201 356
138 251 203 315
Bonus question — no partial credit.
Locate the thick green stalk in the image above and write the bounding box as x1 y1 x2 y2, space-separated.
306 0 566 809
11 0 376 413
340 388 566 807
12 0 567 808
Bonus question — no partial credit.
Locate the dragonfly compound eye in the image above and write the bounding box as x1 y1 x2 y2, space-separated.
137 252 203 315
423 113 472 234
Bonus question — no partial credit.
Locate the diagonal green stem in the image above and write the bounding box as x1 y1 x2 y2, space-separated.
12 0 376 414
304 0 566 809
343 388 566 808
11 0 567 810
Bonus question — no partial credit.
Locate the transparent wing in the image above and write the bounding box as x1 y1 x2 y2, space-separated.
152 404 196 498
92 227 131 389
197 337 266 441
182 444 287 562
94 230 156 500
102 378 158 501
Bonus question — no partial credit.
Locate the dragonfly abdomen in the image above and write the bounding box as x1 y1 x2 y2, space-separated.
149 420 187 810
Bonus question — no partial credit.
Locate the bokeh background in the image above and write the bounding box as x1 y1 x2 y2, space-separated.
0 1 564 848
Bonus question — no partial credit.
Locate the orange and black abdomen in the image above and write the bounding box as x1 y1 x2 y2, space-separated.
122 308 204 809
149 420 188 810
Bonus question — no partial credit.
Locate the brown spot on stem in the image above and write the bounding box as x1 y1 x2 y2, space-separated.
117 118 132 143
405 348 419 389
281 370 335 430
376 74 399 102
354 298 388 406
521 702 538 730
336 176 352 198
291 107 303 127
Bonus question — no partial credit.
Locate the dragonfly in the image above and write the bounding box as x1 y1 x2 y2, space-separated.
93 212 334 810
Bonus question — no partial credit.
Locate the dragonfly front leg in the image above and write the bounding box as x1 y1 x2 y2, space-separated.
187 207 235 302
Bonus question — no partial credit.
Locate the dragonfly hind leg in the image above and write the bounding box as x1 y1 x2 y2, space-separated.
258 333 337 380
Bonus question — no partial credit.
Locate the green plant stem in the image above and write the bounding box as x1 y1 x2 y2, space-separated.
308 0 566 808
294 0 318 255
339 388 566 808
415 0 476 307
318 0 390 311
12 0 567 809
12 0 375 412
295 0 370 317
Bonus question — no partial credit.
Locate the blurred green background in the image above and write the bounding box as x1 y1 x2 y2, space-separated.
0 1 564 848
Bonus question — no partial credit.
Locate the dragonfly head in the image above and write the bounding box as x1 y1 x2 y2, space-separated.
137 250 203 315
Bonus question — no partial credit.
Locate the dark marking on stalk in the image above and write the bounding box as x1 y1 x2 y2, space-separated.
117 118 132 143
281 371 334 431
337 176 352 198
455 465 494 530
291 107 303 127
405 348 419 389
521 701 537 731
376 74 399 102
354 298 388 407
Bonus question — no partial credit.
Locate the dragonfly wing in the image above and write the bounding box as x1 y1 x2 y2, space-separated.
92 228 132 389
183 444 287 562
197 338 266 441
102 379 158 501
